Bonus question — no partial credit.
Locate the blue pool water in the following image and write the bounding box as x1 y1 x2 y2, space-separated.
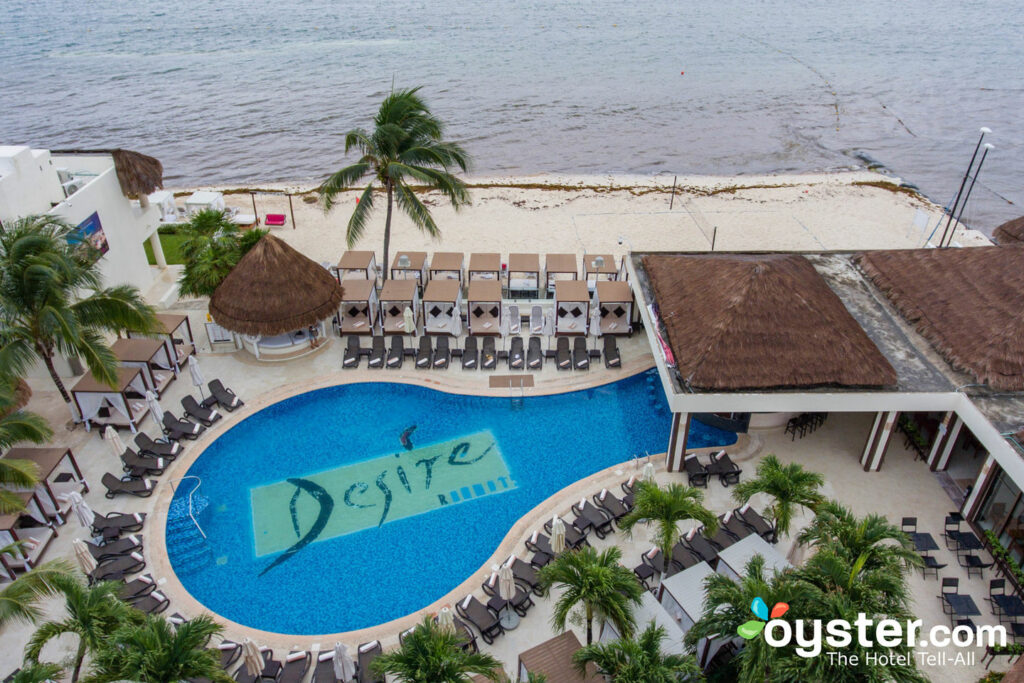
168 370 736 634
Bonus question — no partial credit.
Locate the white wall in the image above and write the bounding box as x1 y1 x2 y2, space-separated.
0 146 65 222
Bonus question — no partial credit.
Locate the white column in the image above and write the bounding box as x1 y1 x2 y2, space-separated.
861 411 898 472
148 232 167 268
933 416 964 472
666 412 690 472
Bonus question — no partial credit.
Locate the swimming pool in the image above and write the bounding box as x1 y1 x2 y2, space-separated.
167 370 736 635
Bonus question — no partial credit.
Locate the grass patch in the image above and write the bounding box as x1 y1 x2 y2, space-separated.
144 233 186 265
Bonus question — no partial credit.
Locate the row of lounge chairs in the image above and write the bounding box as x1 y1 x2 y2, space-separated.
343 334 622 371
684 450 742 488
222 641 382 683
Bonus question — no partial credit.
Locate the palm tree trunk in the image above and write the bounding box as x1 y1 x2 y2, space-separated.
382 181 394 281
71 640 86 683
585 604 593 645
40 349 77 419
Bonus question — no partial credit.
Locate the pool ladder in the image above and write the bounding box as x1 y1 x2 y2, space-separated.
169 475 207 539
509 383 525 410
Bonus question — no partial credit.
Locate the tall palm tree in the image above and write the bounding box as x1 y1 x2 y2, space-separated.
797 501 922 575
0 548 75 627
371 615 503 682
618 482 719 574
573 621 702 682
686 555 808 683
8 661 65 683
537 546 643 645
320 87 471 277
82 613 233 683
0 382 54 514
176 209 268 298
732 454 824 538
0 215 159 418
25 576 138 683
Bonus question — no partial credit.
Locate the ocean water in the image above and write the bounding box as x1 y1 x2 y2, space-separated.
167 372 736 634
2 0 1021 232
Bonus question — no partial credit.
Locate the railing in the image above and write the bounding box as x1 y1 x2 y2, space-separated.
169 475 207 539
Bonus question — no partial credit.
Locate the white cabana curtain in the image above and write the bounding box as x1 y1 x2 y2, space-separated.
121 360 155 390
75 392 117 423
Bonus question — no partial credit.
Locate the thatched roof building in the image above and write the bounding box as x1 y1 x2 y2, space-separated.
52 148 163 198
994 216 1024 245
643 253 897 391
856 246 1024 391
209 234 343 337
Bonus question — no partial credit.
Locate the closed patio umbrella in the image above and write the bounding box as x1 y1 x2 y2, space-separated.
187 356 206 399
403 306 415 336
437 606 455 634
104 426 126 460
542 309 554 349
496 562 519 629
68 491 94 529
499 308 511 350
452 308 463 337
332 642 356 681
242 639 263 677
72 538 97 575
642 462 656 484
550 515 566 554
145 390 164 422
589 304 602 350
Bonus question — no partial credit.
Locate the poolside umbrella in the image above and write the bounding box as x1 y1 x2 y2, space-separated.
145 390 164 423
642 462 656 484
68 491 94 529
496 562 519 629
550 515 566 554
242 639 263 677
437 606 455 634
72 538 97 575
452 308 463 337
104 425 126 460
542 309 554 349
403 306 415 336
589 304 602 350
332 642 355 681
187 356 206 399
498 307 510 349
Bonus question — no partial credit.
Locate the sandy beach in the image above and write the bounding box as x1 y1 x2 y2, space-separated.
167 172 990 286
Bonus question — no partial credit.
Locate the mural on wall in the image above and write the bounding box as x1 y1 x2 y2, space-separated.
68 211 108 260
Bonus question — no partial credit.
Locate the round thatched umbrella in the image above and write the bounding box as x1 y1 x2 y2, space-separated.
993 216 1024 246
209 234 343 337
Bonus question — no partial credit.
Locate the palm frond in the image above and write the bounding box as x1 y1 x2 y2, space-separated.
319 162 372 212
392 182 440 238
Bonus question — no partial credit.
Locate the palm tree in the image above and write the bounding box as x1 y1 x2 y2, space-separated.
320 87 471 277
573 621 702 682
0 215 159 418
370 615 502 682
176 209 268 297
732 454 824 538
0 382 54 514
0 549 75 627
686 555 809 683
618 482 719 574
797 501 922 574
82 613 233 683
537 546 643 645
8 661 65 683
25 576 138 683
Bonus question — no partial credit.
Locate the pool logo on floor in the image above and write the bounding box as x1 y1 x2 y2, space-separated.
250 430 514 572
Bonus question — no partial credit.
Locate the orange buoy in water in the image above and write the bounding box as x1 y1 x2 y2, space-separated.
680 71 685 75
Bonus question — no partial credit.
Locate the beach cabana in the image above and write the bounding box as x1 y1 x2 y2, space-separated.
595 281 634 335
600 592 685 656
127 313 196 370
390 251 428 288
5 447 87 524
338 279 378 335
184 190 225 216
336 250 377 282
517 631 600 683
545 254 578 296
507 253 541 299
0 491 57 573
467 281 502 335
70 367 149 433
554 280 589 335
428 252 464 283
209 234 344 359
111 337 176 395
716 533 791 582
658 561 721 668
468 253 501 282
583 253 618 291
421 280 462 335
380 279 419 335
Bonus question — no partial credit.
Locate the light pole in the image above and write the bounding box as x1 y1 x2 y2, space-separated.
944 143 994 247
939 127 991 248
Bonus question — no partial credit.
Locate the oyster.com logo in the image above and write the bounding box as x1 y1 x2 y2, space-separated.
738 597 789 640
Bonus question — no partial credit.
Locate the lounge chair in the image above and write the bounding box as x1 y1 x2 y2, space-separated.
603 335 621 368
203 379 244 411
682 528 719 563
434 336 451 368
356 640 383 683
128 589 170 615
119 574 157 601
571 499 614 538
279 651 311 683
433 614 479 653
312 651 338 683
343 336 362 368
544 515 590 548
367 336 386 368
508 336 524 370
162 412 205 441
708 450 742 486
481 337 497 370
524 530 554 567
182 395 221 427
455 595 503 645
134 433 180 459
671 541 702 571
121 448 164 477
482 571 534 616
527 336 543 370
102 473 155 499
234 648 280 683
720 510 754 541
505 555 543 595
621 475 637 507
87 534 143 562
387 336 404 368
556 337 571 370
508 305 521 334
683 454 709 488
90 552 146 582
708 525 737 552
735 503 776 543
415 336 432 368
462 336 479 369
593 488 631 522
530 305 543 333
573 337 590 369
92 511 145 538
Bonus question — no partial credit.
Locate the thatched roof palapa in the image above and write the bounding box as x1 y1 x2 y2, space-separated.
855 246 1024 390
209 234 344 337
994 216 1024 245
52 148 163 198
643 253 897 391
